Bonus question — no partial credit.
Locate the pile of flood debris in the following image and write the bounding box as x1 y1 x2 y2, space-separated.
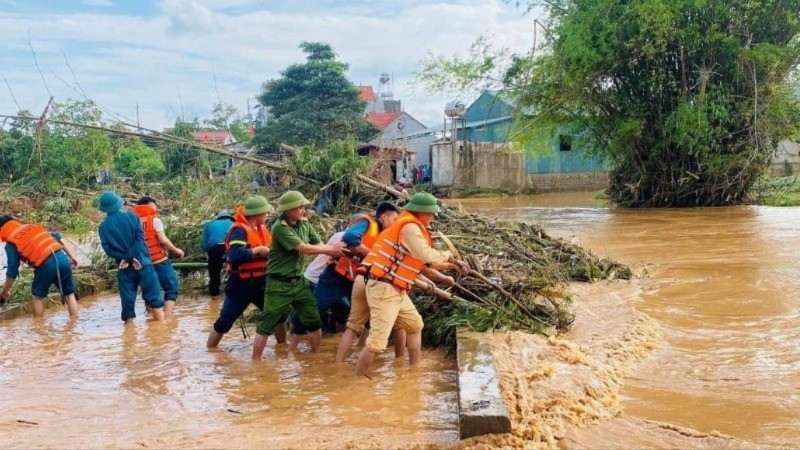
164 189 630 348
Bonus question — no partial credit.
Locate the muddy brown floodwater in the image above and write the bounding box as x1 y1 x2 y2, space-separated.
456 192 800 447
4 192 799 448
0 295 458 448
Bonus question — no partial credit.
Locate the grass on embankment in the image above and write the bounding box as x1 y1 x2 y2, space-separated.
750 176 800 206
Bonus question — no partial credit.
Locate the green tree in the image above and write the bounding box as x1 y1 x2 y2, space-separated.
162 118 227 179
204 102 251 141
0 101 114 190
252 41 378 151
114 139 166 182
417 0 800 207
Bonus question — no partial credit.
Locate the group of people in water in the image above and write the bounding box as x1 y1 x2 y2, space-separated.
0 189 468 375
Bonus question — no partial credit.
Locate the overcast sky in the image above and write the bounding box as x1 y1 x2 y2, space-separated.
0 0 540 129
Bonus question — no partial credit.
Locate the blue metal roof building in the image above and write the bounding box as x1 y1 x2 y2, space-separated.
441 91 607 174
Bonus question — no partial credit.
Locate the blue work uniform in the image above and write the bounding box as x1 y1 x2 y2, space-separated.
4 232 76 298
202 218 233 297
202 218 234 253
98 210 164 321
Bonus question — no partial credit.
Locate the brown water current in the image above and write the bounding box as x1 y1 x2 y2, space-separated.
456 192 800 447
0 295 458 448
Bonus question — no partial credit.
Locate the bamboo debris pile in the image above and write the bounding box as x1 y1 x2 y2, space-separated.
411 211 629 347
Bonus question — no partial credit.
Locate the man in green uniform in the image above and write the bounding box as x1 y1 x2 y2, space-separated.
252 191 345 360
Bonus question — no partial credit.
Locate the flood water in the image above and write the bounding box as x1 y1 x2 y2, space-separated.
3 192 799 448
455 192 800 447
0 295 457 448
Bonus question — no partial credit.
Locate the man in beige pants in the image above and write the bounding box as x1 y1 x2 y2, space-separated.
353 193 468 376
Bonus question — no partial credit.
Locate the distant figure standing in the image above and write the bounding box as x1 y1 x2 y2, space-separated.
132 196 185 316
0 215 80 318
97 191 164 323
202 211 234 302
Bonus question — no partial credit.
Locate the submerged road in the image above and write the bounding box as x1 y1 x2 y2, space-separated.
0 294 458 448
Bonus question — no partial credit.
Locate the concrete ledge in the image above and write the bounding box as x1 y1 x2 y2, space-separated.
456 329 512 439
0 303 25 321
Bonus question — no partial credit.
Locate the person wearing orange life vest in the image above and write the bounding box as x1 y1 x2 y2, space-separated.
207 196 287 348
289 202 402 350
354 193 469 377
133 196 185 317
329 202 417 362
0 214 80 318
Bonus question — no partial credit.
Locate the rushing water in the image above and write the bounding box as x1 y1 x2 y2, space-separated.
455 192 800 447
0 295 458 448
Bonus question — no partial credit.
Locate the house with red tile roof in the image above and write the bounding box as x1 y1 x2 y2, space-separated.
190 130 237 146
356 85 376 103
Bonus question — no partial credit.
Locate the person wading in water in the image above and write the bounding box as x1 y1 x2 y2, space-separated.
354 193 468 376
202 211 234 302
207 196 285 348
97 191 165 323
332 202 409 362
0 215 80 318
132 196 185 316
251 191 344 360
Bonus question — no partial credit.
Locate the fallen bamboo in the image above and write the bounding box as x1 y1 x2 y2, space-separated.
0 115 287 170
356 174 411 201
2 115 418 207
171 262 209 269
413 279 485 310
436 231 545 322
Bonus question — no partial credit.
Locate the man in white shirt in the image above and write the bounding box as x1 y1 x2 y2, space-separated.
303 231 344 289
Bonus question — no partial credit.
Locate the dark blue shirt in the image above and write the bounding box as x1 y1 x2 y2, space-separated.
201 218 233 252
226 227 254 266
4 232 63 278
98 210 152 265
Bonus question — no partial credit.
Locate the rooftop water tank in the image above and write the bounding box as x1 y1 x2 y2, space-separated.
444 100 466 118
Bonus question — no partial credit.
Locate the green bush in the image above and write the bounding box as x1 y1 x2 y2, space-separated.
114 140 166 181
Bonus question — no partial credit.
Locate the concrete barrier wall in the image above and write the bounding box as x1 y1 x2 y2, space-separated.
432 141 526 191
769 140 800 176
528 171 609 192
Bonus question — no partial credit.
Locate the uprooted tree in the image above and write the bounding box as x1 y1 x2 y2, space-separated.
416 0 800 207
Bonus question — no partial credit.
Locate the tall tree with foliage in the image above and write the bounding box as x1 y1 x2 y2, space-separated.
418 0 800 207
0 100 115 190
204 102 251 141
252 42 378 151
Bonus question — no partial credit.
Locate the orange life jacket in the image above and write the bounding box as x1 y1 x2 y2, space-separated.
332 214 380 282
132 204 168 264
0 220 63 268
358 210 431 292
225 206 271 280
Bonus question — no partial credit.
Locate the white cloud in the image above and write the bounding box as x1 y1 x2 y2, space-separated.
82 0 114 6
162 0 220 34
0 1 540 129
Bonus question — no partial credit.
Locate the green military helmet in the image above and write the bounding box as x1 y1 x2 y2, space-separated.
276 190 311 213
404 192 440 213
243 195 274 216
